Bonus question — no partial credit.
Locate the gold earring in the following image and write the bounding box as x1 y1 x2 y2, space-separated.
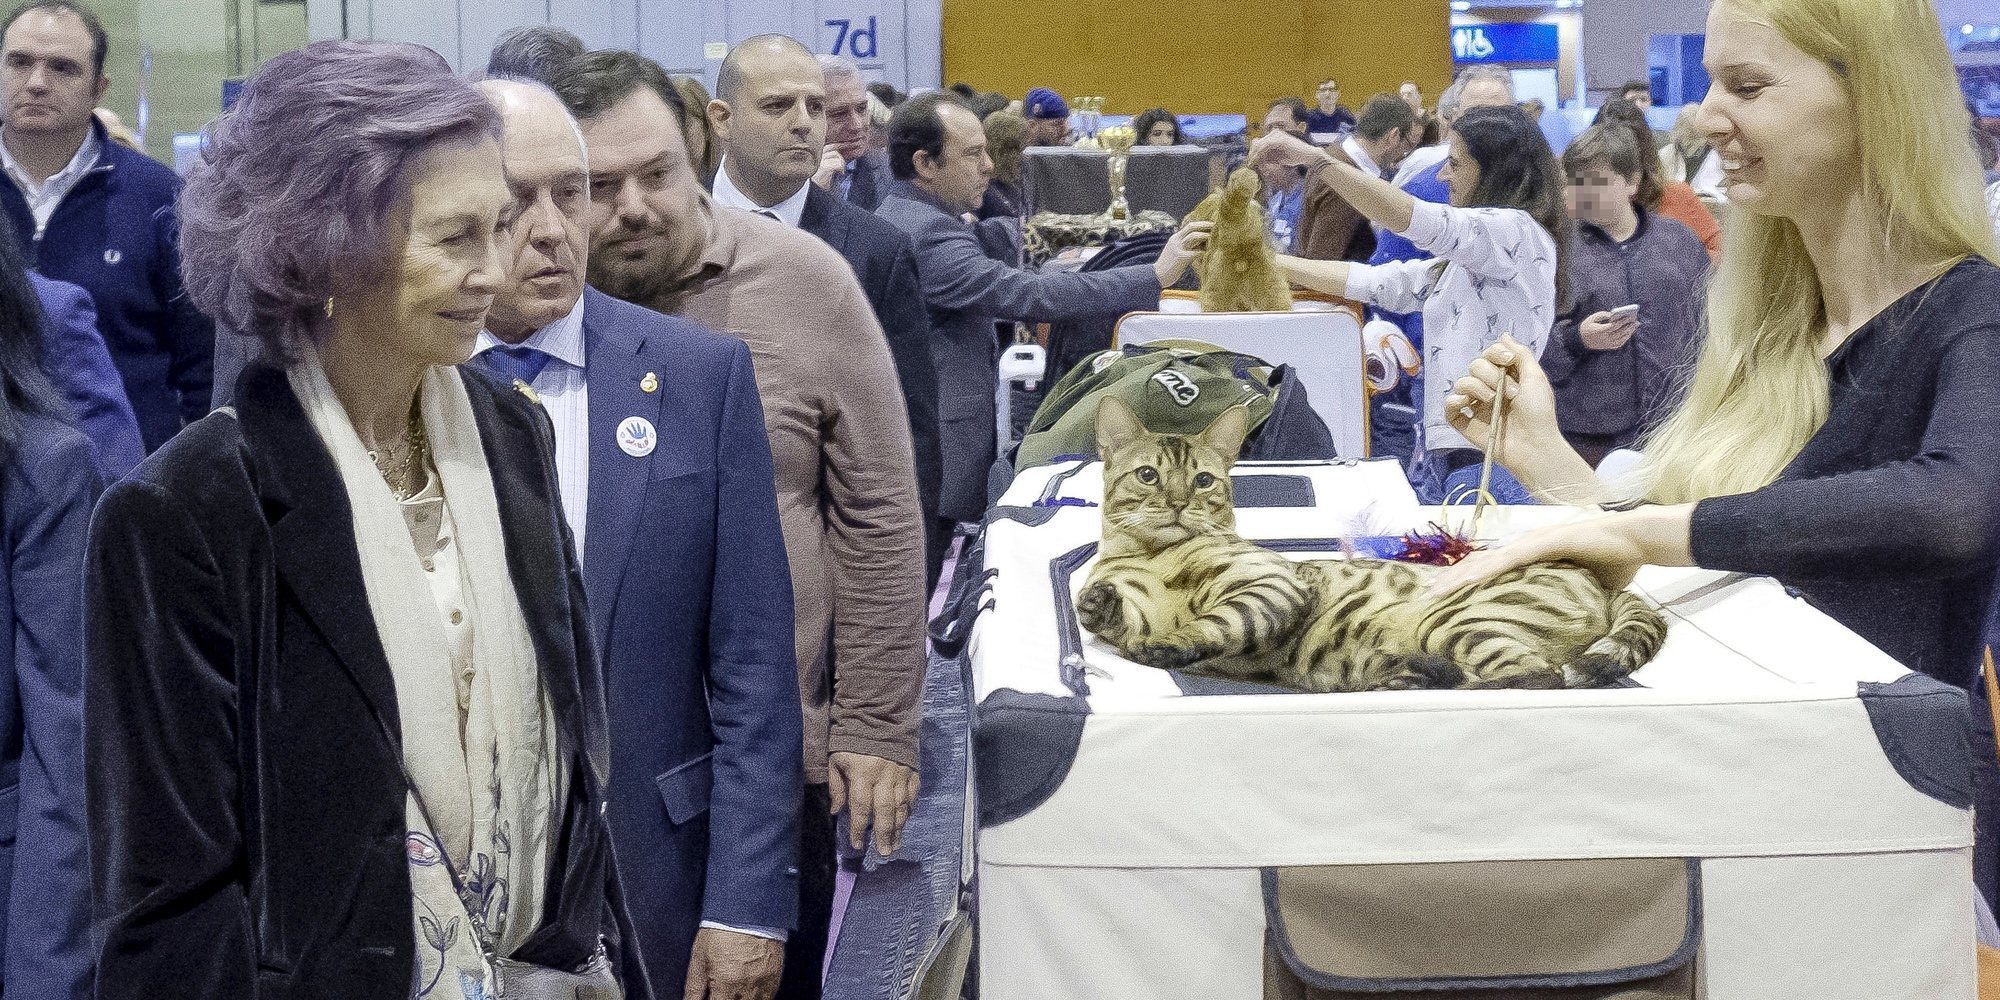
324 296 335 319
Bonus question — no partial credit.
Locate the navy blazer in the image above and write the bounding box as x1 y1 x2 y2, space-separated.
799 183 944 559
573 289 803 995
84 364 646 1000
0 415 100 1000
32 274 144 481
0 120 213 451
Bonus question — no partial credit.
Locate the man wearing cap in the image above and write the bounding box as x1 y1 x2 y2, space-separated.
1023 87 1071 146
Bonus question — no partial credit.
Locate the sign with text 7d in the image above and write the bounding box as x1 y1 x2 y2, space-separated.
824 16 881 60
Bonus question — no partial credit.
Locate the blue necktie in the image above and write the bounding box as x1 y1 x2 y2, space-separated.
479 344 553 387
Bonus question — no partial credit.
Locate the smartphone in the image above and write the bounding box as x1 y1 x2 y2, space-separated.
1608 304 1641 319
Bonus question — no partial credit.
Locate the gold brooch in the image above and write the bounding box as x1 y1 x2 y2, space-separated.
640 371 659 394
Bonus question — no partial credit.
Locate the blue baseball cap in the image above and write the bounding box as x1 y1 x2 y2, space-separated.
1024 88 1070 120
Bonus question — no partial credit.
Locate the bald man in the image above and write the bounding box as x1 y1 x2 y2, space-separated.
470 78 806 1000
709 35 946 588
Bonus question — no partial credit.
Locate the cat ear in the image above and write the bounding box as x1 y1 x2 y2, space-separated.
1096 397 1144 459
1202 404 1250 462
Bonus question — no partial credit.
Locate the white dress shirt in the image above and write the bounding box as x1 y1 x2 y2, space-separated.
711 156 812 228
1342 134 1388 180
1 126 101 231
474 296 590 557
472 296 787 944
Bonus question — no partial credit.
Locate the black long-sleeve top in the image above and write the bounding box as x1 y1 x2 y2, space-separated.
1690 257 2000 688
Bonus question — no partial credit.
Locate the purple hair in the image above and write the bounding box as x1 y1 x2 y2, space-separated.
178 40 501 363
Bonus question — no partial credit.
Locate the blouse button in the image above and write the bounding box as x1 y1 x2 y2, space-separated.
450 610 463 626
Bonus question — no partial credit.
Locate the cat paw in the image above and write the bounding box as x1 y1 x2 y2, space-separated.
1126 640 1205 671
1075 582 1125 638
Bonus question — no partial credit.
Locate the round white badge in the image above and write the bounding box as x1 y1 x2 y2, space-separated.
616 416 657 458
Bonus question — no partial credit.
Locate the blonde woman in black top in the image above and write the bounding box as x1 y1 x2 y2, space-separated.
1436 0 2000 690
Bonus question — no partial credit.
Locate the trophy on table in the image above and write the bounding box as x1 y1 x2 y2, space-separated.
1099 123 1137 221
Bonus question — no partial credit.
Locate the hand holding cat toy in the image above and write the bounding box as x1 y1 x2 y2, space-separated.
1404 335 1517 565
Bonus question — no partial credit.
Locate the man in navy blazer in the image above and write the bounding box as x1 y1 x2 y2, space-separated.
709 36 948 586
473 80 803 1000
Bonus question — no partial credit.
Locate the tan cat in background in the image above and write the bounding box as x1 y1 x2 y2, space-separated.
1075 399 1667 692
1184 167 1294 313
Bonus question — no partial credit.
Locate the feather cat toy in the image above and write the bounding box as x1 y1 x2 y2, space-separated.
1184 167 1294 313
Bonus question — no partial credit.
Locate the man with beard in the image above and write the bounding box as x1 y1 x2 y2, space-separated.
468 77 805 1000
550 50 928 1000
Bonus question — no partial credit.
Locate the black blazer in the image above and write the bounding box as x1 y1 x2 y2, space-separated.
83 364 648 1000
799 181 945 560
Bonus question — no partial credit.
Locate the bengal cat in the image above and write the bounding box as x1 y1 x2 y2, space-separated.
1074 399 1666 691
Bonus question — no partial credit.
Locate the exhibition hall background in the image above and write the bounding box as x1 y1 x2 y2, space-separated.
78 0 2000 169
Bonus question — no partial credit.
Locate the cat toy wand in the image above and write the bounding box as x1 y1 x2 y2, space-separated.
1469 350 1512 540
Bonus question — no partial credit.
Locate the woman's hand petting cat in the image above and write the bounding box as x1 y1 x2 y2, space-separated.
1155 221 1212 287
1248 128 1328 174
1424 504 1698 598
1424 515 1647 597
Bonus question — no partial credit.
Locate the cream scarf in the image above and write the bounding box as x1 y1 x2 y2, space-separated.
289 354 561 999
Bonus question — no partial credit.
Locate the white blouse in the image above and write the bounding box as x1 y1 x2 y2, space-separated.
1343 199 1558 453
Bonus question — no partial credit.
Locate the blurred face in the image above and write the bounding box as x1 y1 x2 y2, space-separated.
824 71 871 161
335 138 511 369
580 88 708 306
1439 133 1479 207
1145 121 1177 145
1695 3 1857 221
712 47 827 195
1316 81 1340 113
1400 83 1423 110
1566 164 1640 227
1026 115 1068 146
1 9 106 139
484 85 590 342
915 103 992 212
1459 79 1513 113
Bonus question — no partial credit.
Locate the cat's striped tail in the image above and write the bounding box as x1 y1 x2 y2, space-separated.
1563 591 1668 688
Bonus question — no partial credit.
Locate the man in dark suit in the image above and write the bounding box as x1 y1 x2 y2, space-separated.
816 54 891 210
709 35 947 585
876 92 1203 537
473 79 803 1000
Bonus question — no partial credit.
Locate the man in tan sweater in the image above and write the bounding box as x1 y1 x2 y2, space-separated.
552 50 925 1000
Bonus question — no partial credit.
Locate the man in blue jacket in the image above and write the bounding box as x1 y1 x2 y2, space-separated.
472 79 804 1000
0 2 212 451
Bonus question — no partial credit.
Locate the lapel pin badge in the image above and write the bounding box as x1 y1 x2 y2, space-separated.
640 371 659 394
617 416 657 458
514 379 541 406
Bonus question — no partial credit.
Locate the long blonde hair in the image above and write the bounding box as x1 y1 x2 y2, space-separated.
1637 0 1999 504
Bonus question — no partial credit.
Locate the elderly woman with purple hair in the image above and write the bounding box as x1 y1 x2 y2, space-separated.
81 41 645 1000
